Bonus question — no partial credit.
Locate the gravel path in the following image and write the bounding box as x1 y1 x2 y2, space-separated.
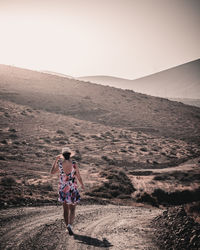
0 205 162 250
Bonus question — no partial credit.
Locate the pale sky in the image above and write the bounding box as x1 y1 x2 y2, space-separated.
0 0 200 79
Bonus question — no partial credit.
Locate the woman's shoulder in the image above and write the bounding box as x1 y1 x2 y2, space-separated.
72 160 78 168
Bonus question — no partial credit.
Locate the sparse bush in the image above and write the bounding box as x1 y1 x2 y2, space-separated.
44 138 51 143
154 174 170 181
59 141 66 145
91 135 101 140
140 147 148 152
152 188 200 205
9 128 17 132
87 169 135 199
1 176 16 186
73 150 82 161
136 192 157 206
129 171 153 176
85 191 112 199
56 130 65 135
101 156 116 165
154 171 200 183
40 183 53 191
35 152 43 157
13 141 20 145
9 134 18 139
50 149 60 155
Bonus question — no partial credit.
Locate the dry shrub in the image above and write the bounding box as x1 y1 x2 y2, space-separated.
129 171 154 176
1 176 16 186
101 156 117 165
56 130 65 135
152 188 200 206
86 169 136 199
39 183 53 191
136 192 157 207
154 171 200 183
136 188 200 207
140 147 148 152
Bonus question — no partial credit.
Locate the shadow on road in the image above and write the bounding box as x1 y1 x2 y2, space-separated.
73 233 113 248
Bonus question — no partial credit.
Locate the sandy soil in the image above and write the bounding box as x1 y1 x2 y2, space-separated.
0 204 162 250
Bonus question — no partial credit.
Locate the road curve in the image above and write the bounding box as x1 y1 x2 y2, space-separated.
0 205 162 250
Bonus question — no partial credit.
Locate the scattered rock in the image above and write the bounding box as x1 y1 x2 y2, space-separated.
151 206 200 250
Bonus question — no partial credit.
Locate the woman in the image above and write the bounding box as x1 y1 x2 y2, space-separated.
50 147 84 235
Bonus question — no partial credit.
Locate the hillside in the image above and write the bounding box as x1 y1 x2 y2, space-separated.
169 98 200 108
0 64 200 143
78 75 132 89
79 59 200 99
1 65 200 249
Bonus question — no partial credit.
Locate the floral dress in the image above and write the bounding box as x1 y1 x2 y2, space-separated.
58 159 80 204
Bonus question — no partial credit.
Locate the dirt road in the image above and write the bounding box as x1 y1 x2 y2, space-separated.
0 204 162 250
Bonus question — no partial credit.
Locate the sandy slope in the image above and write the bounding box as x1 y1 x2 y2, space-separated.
0 205 162 250
78 59 200 99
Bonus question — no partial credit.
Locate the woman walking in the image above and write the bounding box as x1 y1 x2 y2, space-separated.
50 147 84 235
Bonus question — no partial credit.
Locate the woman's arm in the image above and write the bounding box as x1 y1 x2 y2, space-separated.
50 155 61 174
75 164 84 190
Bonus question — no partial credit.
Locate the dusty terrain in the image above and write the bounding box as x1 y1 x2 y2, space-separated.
0 204 162 250
1 64 200 142
0 65 200 249
151 206 200 249
0 98 199 209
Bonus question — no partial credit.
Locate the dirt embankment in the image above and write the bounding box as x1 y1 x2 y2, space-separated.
0 204 161 250
151 206 200 249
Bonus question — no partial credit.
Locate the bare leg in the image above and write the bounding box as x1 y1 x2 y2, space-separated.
63 203 70 227
69 204 76 225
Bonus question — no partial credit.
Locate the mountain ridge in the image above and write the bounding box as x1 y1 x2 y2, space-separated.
0 64 200 143
78 59 200 99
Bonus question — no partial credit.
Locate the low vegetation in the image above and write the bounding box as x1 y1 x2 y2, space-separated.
153 171 200 184
0 176 56 208
136 188 200 207
86 168 136 199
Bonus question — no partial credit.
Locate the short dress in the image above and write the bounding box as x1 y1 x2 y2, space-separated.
58 159 80 204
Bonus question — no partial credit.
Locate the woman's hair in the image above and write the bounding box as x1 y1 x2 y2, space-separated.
62 152 71 160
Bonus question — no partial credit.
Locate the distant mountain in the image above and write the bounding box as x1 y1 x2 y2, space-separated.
41 70 73 79
78 59 200 99
0 64 200 143
78 75 132 89
169 98 200 108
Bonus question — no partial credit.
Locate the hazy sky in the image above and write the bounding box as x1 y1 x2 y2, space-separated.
0 0 200 79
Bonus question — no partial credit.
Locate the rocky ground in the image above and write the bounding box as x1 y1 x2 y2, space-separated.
1 66 200 249
151 206 200 250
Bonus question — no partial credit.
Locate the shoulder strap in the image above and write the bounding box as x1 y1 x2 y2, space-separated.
58 159 65 174
72 160 77 169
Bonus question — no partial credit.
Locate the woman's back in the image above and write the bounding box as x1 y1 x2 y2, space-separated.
61 159 73 175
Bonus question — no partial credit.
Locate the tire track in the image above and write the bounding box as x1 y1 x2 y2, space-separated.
0 205 162 250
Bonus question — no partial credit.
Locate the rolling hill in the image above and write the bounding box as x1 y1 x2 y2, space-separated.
78 59 200 99
0 64 200 143
1 63 200 216
1 63 200 250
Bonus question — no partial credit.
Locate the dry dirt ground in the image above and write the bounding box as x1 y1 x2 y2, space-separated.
0 204 162 250
0 66 200 249
0 99 199 208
